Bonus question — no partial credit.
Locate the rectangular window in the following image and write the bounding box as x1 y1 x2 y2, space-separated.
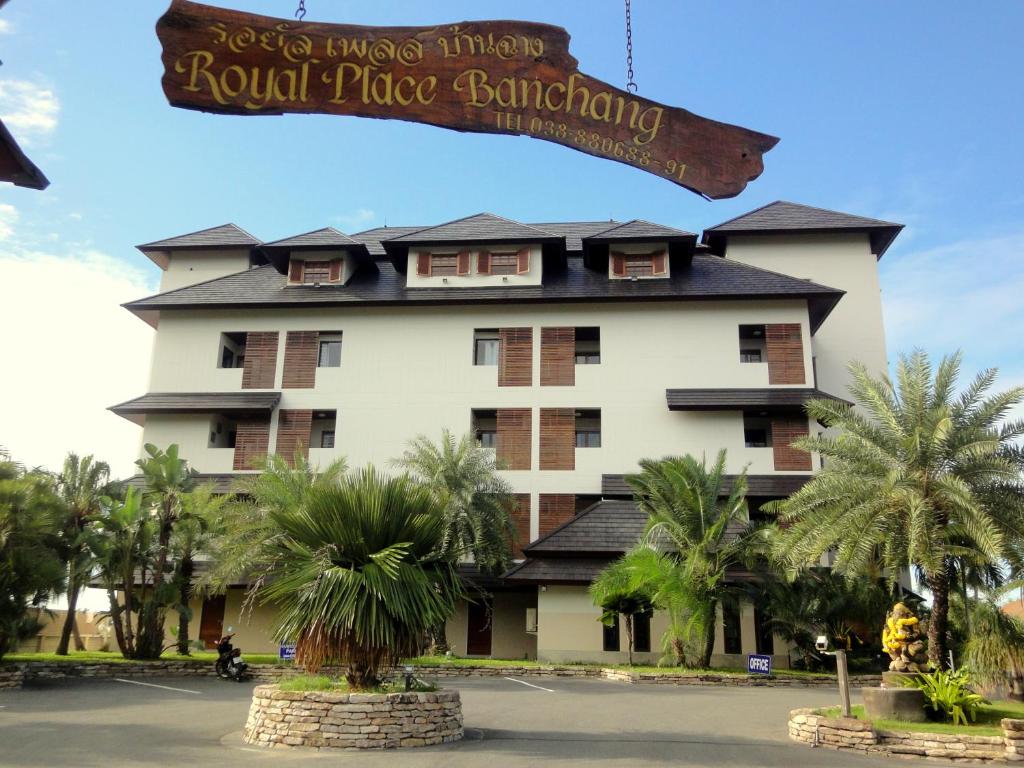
575 409 601 448
743 415 773 448
312 411 337 450
473 330 500 366
430 254 458 276
318 337 342 367
574 327 600 364
490 252 518 275
624 255 655 277
603 614 620 652
217 332 246 369
471 409 498 450
634 612 652 653
208 416 239 448
320 430 335 449
722 597 742 655
478 430 496 448
302 262 331 284
738 325 767 363
754 606 774 655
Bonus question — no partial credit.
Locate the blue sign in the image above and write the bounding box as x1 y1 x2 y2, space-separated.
747 654 772 675
279 644 296 662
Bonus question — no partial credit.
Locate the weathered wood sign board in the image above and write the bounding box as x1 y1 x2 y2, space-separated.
156 1 779 198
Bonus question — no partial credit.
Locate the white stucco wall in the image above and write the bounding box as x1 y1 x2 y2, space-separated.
724 233 888 399
138 298 815 535
158 249 253 292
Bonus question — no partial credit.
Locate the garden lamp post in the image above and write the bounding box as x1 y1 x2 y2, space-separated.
818 634 851 717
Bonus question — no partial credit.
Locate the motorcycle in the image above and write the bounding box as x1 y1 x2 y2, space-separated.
214 633 250 682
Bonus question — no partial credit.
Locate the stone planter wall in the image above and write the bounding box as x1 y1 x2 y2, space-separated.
789 708 1024 763
244 684 463 750
0 659 879 691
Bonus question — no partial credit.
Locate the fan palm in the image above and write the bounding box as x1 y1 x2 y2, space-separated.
54 453 111 655
618 451 750 667
589 555 654 665
773 351 1024 667
251 467 462 688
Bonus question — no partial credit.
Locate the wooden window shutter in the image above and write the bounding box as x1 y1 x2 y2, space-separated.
478 250 491 274
771 418 812 471
517 247 530 274
274 410 313 467
540 327 575 386
241 331 279 389
288 259 304 283
496 408 532 470
652 250 667 275
498 327 533 386
611 253 626 276
765 323 806 385
328 259 342 282
282 331 318 389
539 494 575 536
233 416 271 470
416 252 430 276
539 408 575 470
457 250 471 275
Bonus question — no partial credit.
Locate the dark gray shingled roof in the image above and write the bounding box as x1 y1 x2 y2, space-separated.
384 212 561 244
137 223 262 251
587 219 696 242
601 473 810 498
124 254 845 332
110 392 280 418
524 499 648 557
503 558 611 584
665 387 850 411
527 221 623 252
350 226 427 257
262 227 362 249
702 200 903 257
124 472 249 493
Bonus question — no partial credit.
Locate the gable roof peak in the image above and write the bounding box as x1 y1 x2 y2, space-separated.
137 222 261 251
384 212 560 244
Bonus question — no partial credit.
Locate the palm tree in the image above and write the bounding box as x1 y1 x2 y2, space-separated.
0 454 65 660
773 351 1024 668
199 452 348 592
227 466 462 688
955 583 1024 697
589 556 654 665
134 444 196 659
86 488 153 658
170 485 229 655
395 430 517 572
617 451 750 668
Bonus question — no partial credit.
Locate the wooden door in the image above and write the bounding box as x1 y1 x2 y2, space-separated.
198 595 226 649
466 600 492 656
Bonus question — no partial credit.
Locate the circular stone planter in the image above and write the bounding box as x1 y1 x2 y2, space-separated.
244 684 463 750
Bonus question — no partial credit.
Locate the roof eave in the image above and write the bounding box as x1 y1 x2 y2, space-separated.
701 225 904 259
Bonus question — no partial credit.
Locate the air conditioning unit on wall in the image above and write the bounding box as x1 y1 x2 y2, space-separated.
525 608 538 633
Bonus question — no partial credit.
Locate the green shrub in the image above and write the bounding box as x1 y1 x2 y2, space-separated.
905 668 987 726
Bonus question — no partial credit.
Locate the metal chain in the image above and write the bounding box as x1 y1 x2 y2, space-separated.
295 0 306 21
625 0 637 93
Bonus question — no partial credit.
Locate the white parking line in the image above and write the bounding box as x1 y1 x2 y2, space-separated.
503 676 555 693
113 678 201 694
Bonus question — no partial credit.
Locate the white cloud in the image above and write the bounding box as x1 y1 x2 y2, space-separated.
0 78 59 141
333 207 376 231
0 19 12 34
0 250 155 478
0 203 18 240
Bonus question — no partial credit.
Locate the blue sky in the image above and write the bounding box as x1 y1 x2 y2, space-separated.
1 0 1023 475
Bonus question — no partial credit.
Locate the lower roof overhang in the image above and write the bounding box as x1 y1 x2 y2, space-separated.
665 387 850 413
601 473 811 498
503 557 612 585
109 392 280 426
0 118 48 190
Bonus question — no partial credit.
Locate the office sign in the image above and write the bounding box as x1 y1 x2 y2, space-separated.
747 653 772 675
155 0 779 199
279 644 296 662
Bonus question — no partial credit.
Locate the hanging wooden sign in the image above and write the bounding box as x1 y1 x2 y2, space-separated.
156 1 779 199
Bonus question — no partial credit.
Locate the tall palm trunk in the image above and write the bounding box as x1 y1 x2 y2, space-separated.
927 564 950 669
430 622 449 655
56 572 80 656
137 501 174 659
106 588 127 655
700 600 717 669
176 556 194 655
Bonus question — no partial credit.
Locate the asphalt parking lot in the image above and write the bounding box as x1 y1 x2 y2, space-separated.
0 675 895 767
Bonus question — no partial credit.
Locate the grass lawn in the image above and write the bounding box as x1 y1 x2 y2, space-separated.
815 701 1024 737
278 674 436 694
2 650 283 665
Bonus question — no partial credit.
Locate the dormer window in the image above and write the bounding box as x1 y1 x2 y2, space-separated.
610 250 668 279
288 258 342 285
478 249 529 275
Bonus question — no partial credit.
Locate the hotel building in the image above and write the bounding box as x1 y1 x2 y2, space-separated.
114 201 901 666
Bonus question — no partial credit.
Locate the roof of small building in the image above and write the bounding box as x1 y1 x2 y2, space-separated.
137 223 262 251
384 212 561 245
587 219 696 242
703 200 904 257
262 227 363 249
523 499 648 557
600 473 811 498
